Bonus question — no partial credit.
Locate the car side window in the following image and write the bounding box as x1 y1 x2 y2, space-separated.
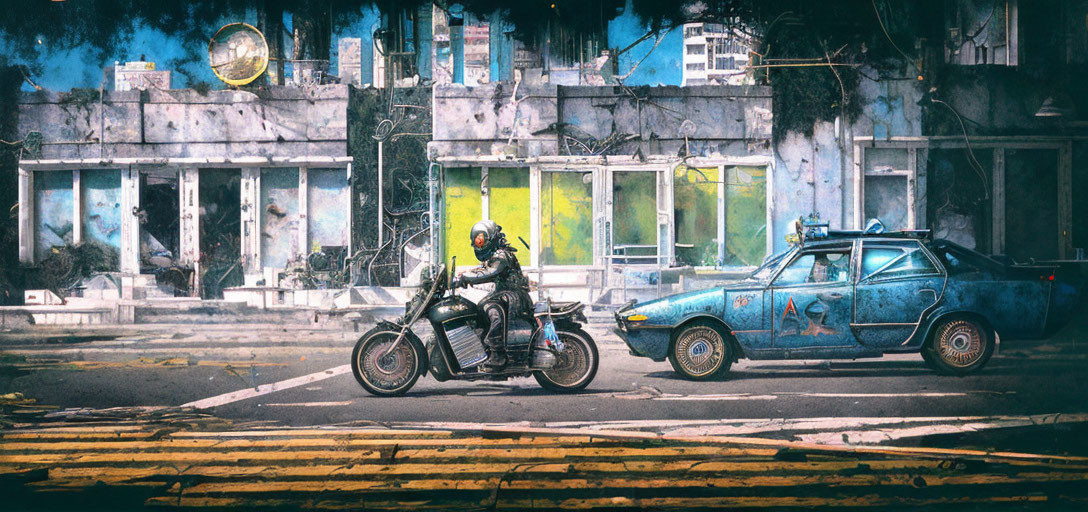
861 245 938 280
774 249 850 287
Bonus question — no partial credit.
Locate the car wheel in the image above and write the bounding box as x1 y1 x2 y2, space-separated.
923 317 995 376
668 321 732 380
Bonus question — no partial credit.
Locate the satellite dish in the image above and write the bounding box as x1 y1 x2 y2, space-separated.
208 22 269 86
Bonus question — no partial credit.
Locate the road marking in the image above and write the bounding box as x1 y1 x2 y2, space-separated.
608 389 981 401
180 365 351 410
262 401 356 407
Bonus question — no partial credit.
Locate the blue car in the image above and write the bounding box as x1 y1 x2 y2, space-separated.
615 229 1080 380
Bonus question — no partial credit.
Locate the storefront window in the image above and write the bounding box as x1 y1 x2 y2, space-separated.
487 168 530 265
724 166 767 267
674 166 719 266
541 171 593 265
443 167 482 266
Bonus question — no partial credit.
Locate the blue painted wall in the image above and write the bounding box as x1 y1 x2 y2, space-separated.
608 1 682 86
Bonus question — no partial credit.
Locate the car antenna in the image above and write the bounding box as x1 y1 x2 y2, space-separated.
518 236 530 250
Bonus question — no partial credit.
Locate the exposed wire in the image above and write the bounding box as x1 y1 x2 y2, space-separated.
930 97 990 199
871 0 920 72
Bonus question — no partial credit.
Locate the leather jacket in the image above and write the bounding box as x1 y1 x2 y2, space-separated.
457 246 532 315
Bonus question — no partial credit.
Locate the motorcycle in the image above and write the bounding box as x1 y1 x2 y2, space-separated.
350 257 599 396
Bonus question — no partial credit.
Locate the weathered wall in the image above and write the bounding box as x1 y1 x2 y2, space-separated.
431 84 772 159
18 86 348 160
771 73 924 253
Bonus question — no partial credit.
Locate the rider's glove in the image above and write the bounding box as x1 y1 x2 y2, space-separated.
450 276 464 289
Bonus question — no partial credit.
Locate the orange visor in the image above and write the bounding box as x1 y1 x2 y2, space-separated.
473 233 487 248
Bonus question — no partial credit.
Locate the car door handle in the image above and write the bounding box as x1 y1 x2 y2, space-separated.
918 289 937 299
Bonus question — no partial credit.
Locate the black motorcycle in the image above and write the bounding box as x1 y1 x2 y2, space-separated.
350 258 599 396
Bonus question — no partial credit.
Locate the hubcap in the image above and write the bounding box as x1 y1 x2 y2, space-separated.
938 321 984 368
541 333 592 387
676 327 723 377
360 336 416 390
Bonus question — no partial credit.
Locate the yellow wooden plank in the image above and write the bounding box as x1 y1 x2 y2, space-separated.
0 445 774 465
0 436 607 452
0 459 962 482
168 471 1088 495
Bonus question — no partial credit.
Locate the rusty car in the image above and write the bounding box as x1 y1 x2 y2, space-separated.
615 223 1080 380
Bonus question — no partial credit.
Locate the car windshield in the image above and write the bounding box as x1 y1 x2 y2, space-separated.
745 249 794 282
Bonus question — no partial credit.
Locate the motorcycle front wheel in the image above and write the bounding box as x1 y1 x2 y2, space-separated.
351 328 421 397
534 328 599 392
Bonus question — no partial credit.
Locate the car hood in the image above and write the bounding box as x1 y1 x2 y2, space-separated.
619 282 762 327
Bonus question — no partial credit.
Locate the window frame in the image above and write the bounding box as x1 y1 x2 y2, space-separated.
770 242 856 289
858 239 944 284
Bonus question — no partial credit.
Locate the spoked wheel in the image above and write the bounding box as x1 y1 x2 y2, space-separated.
922 317 995 376
351 329 421 396
669 321 732 380
534 328 599 392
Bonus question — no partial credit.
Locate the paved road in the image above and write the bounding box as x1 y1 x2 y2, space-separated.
2 321 1086 453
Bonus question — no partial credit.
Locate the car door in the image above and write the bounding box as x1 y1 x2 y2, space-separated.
852 240 946 348
771 243 857 350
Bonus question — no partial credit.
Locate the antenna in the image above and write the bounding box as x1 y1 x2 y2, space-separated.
208 23 269 86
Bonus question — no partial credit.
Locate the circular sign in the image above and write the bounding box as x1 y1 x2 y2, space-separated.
208 23 269 86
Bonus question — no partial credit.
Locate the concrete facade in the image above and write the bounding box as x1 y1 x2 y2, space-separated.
17 86 353 298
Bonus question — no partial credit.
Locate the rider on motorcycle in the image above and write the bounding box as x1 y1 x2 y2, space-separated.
450 220 532 369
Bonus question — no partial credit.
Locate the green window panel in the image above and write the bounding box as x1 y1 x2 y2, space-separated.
612 171 658 258
487 168 531 266
674 166 719 266
443 167 482 266
724 166 767 267
541 171 593 265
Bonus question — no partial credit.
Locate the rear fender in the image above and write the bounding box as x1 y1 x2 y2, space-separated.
913 310 996 351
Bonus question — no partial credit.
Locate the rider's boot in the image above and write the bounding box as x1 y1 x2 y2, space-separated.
481 304 507 371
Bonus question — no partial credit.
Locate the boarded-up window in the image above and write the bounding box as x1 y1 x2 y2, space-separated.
541 171 593 265
927 149 992 251
260 168 300 268
724 166 767 267
1005 149 1059 260
674 166 719 266
443 167 482 265
488 168 530 265
307 168 349 250
80 169 121 265
863 148 911 231
864 175 909 230
34 171 73 262
612 171 657 261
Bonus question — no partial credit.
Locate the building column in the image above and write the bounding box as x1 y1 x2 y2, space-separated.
298 167 310 256
119 166 140 274
18 167 33 264
240 167 260 280
529 166 541 269
991 148 1006 256
178 167 201 297
72 170 82 245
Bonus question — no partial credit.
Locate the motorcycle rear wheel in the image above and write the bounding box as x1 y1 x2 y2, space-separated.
351 329 421 396
534 328 598 392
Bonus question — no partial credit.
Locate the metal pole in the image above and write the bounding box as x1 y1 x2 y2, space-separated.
378 140 384 248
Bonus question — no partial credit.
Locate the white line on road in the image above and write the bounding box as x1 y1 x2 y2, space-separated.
263 401 356 407
181 365 351 410
607 390 984 401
